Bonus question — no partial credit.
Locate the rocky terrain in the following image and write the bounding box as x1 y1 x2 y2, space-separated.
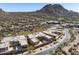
0 4 79 38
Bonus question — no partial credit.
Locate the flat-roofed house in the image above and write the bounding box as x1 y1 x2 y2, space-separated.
36 32 53 43
38 32 52 41
43 31 58 38
27 34 39 46
9 41 22 52
15 35 28 48
1 35 28 53
1 37 17 43
0 42 9 54
43 31 57 36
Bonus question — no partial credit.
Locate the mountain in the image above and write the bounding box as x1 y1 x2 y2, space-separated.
0 9 6 16
0 4 79 36
37 4 68 14
36 4 79 21
0 4 79 21
37 4 78 15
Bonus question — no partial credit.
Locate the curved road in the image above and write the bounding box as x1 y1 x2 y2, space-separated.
23 28 71 55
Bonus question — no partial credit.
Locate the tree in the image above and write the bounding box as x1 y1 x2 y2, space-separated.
69 28 76 42
27 45 35 53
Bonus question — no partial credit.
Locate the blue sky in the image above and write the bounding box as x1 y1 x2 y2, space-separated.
0 3 79 12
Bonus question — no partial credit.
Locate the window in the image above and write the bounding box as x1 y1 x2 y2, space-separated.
0 47 8 53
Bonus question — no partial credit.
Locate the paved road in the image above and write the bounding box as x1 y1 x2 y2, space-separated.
27 28 71 55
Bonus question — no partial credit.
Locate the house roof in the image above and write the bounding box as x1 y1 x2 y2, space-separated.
28 34 39 43
0 42 9 48
1 35 28 46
